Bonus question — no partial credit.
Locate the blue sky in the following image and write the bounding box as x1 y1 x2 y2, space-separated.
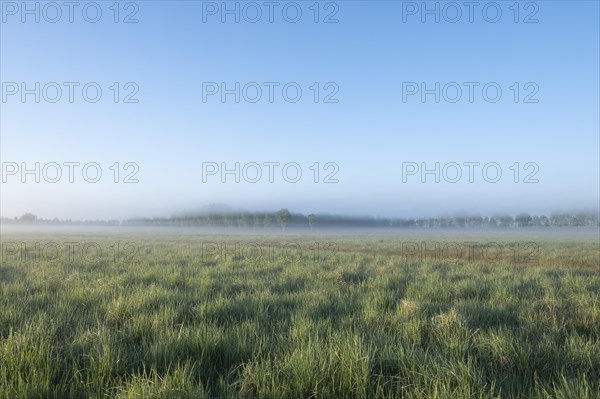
1 0 599 219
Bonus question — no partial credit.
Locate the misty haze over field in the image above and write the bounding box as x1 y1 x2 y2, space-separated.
1 2 599 221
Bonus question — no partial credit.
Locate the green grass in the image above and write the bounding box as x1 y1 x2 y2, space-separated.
0 233 598 398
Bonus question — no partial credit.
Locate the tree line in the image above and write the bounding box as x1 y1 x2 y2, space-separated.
3 210 598 229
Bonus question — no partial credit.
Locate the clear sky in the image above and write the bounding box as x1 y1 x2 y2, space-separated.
1 0 599 220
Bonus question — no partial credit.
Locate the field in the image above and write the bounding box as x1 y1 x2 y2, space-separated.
0 232 599 398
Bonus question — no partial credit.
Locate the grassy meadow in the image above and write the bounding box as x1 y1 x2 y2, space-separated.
0 232 599 398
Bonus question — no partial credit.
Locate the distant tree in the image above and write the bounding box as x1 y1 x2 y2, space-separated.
440 217 455 227
223 214 233 228
238 213 249 228
276 208 291 231
498 215 514 228
253 213 261 228
308 214 316 229
263 214 273 228
574 212 589 227
20 212 37 222
470 216 483 228
515 213 532 227
551 213 572 227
